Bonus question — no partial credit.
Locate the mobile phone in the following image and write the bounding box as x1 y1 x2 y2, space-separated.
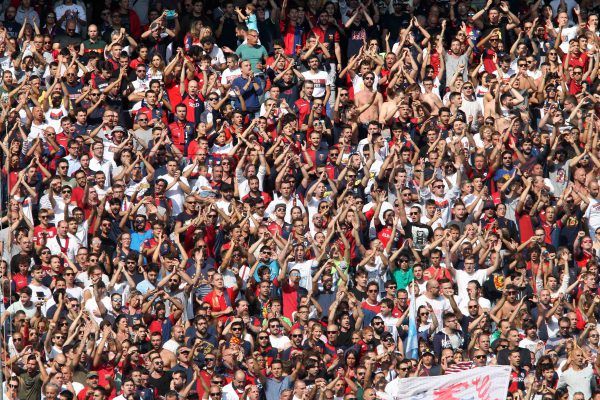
166 10 176 18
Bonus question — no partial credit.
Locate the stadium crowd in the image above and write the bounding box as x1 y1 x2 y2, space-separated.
4 0 600 399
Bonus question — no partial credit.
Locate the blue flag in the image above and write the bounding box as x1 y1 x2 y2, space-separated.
405 284 419 360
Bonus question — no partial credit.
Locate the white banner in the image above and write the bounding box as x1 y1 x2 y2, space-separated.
384 365 511 400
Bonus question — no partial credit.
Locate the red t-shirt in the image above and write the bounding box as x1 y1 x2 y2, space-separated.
361 300 381 314
166 80 184 108
564 51 589 71
516 211 535 244
276 278 301 319
12 274 28 292
33 225 57 245
196 370 214 399
202 287 238 321
423 266 452 282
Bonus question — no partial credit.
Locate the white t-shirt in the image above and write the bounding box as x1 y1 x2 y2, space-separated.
288 259 317 291
89 157 115 187
47 234 81 261
454 269 487 300
210 141 234 155
206 46 226 67
376 313 400 339
269 334 291 351
28 283 52 304
460 97 482 123
28 121 49 142
585 199 600 240
84 295 111 324
66 286 83 303
157 173 190 215
51 197 77 224
5 300 37 319
555 25 579 53
415 294 451 331
221 67 242 86
302 69 332 98
45 106 68 131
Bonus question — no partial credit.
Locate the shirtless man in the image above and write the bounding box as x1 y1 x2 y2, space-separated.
379 87 402 126
493 284 520 320
571 167 591 205
421 76 443 113
355 71 382 125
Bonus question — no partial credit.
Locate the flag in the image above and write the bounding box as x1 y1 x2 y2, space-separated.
445 361 474 374
405 284 419 360
385 366 511 400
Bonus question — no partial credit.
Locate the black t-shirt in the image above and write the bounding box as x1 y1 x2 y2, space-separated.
350 286 367 302
215 17 238 50
497 346 532 369
258 19 279 54
403 222 434 251
174 210 195 238
381 13 409 49
346 21 373 58
274 78 301 106
147 371 173 396
144 35 174 60
480 18 510 47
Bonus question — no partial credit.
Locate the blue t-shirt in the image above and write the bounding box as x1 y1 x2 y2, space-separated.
247 14 258 32
253 260 280 281
131 229 153 252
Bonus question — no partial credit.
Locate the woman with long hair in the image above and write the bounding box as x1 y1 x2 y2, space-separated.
17 21 38 48
113 314 131 344
147 54 165 81
184 20 203 53
417 304 439 337
112 232 139 266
